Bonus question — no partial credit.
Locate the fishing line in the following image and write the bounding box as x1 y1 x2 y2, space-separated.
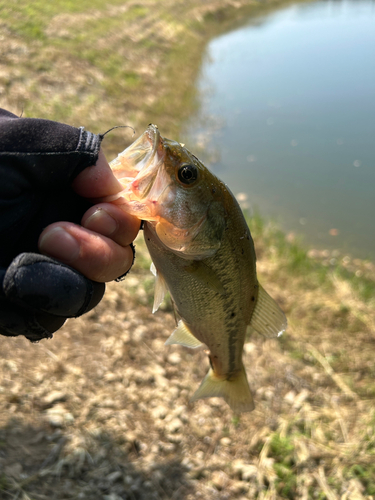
100 125 136 139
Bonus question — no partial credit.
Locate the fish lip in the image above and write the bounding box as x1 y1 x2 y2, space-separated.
130 124 164 201
107 124 166 219
109 123 161 181
146 124 161 161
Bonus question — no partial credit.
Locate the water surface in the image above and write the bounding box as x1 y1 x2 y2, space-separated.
186 0 375 259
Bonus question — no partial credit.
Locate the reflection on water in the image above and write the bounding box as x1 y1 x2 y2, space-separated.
185 0 375 259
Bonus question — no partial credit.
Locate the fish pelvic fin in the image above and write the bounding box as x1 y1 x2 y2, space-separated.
150 262 168 313
249 283 287 338
165 320 203 349
190 363 255 413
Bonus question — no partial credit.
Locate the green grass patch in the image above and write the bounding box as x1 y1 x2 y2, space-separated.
231 415 241 428
269 433 294 463
335 266 375 302
0 473 10 491
246 211 375 303
345 464 375 495
274 463 297 499
269 433 297 498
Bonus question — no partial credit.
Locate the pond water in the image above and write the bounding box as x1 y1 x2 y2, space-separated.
185 0 375 259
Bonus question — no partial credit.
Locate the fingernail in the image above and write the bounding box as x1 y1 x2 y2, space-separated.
84 208 118 236
39 227 80 263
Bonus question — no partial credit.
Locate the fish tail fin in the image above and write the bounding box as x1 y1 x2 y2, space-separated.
190 363 255 413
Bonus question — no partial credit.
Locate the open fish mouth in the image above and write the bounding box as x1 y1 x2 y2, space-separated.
108 124 172 220
110 124 162 200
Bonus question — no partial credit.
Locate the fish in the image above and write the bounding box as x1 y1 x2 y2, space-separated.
108 124 287 413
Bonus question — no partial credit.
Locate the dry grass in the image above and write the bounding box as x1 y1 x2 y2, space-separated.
2 0 375 498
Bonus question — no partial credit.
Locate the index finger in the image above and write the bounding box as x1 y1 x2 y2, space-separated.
72 149 123 198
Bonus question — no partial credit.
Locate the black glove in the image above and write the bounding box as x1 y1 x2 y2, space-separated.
0 108 105 341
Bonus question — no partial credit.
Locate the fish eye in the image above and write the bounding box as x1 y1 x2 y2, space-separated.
177 164 198 185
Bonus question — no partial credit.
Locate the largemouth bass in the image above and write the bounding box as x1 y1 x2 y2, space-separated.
109 125 287 413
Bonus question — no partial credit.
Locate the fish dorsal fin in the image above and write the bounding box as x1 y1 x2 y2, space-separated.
249 284 287 338
183 261 226 295
151 262 168 313
165 320 203 349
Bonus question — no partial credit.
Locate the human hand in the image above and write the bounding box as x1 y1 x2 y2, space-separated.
39 150 140 283
0 109 140 341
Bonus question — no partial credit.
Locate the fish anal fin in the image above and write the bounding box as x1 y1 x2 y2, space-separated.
165 320 203 349
151 263 168 313
249 284 287 338
190 364 254 413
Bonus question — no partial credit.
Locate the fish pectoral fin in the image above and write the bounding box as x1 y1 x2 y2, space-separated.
190 364 255 413
248 284 287 338
151 263 168 313
183 261 226 295
150 261 157 277
165 320 203 349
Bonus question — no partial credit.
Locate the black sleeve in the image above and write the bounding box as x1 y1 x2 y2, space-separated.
0 108 102 267
0 109 105 341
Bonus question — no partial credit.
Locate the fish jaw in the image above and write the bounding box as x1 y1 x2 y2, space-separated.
110 124 161 190
108 124 168 220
